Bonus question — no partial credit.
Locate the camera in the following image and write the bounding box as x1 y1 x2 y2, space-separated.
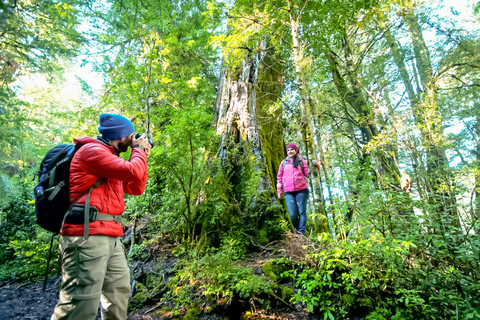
135 133 155 148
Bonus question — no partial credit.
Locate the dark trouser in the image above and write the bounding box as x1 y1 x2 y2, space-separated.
284 188 309 235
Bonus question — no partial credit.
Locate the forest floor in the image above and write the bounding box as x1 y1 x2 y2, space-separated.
0 234 313 320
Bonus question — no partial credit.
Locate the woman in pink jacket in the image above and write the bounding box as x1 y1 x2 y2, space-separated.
277 143 318 235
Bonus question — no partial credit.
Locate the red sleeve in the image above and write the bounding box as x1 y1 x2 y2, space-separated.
123 155 148 195
80 145 148 186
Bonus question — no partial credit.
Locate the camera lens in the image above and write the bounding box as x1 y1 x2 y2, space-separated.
134 133 154 148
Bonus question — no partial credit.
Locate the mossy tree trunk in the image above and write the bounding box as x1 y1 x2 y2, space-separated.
213 40 286 215
324 28 415 223
256 46 286 197
325 47 401 185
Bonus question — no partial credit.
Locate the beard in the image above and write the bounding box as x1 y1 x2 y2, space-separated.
117 139 131 153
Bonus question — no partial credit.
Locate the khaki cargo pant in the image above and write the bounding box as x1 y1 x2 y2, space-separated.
51 235 131 320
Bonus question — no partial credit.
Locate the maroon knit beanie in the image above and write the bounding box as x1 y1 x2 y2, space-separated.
286 143 299 154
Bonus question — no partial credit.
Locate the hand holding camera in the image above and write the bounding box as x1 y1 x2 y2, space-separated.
132 133 153 156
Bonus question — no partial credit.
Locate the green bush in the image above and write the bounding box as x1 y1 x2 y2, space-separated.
285 229 480 319
0 230 59 281
0 198 57 282
171 250 274 310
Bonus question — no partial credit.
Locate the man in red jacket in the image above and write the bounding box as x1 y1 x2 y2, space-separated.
51 114 151 320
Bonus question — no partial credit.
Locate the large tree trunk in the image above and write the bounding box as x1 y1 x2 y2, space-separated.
213 41 287 224
256 46 286 195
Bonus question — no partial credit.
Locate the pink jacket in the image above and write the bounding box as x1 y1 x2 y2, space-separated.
277 157 310 195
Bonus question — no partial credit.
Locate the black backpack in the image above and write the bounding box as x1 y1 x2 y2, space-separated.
34 142 106 292
34 144 79 233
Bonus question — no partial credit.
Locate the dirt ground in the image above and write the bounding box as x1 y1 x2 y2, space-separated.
0 276 60 320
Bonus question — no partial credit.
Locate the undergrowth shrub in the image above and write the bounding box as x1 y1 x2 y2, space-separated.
286 229 480 319
170 250 274 312
0 198 58 282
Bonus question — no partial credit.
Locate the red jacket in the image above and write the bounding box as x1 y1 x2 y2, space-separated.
61 136 148 237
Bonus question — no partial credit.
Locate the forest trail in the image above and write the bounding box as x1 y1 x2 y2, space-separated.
0 234 312 320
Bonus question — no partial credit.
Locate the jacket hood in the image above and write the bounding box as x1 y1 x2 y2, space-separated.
74 136 115 153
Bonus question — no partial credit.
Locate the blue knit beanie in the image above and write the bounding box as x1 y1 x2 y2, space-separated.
98 113 135 141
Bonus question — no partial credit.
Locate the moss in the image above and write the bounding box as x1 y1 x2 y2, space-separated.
265 204 286 241
227 142 261 210
261 261 289 283
182 305 202 320
251 190 289 245
259 226 269 245
256 46 285 192
129 282 149 307
281 286 294 300
342 294 355 304
256 190 272 208
314 215 329 234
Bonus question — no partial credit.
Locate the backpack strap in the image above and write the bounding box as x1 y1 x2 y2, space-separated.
60 178 107 240
82 181 121 240
283 156 306 176
83 187 93 240
42 234 56 293
299 156 305 176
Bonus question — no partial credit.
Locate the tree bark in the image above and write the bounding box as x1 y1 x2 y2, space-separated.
213 41 285 206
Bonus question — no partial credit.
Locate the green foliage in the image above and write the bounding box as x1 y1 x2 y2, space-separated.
0 198 36 263
129 282 149 307
171 250 274 310
219 229 248 260
284 228 480 319
127 243 148 263
182 304 202 320
0 197 58 281
281 286 294 300
0 0 84 80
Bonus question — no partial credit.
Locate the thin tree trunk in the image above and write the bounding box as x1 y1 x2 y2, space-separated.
287 0 327 224
390 10 460 227
314 123 337 232
476 113 480 219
